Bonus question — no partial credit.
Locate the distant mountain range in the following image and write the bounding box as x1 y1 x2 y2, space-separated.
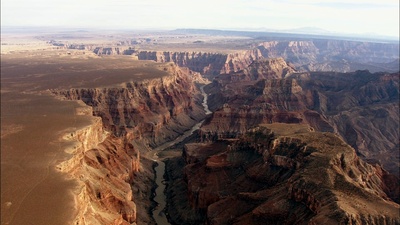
172 27 399 43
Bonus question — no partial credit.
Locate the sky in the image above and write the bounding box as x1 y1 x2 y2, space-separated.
1 0 399 38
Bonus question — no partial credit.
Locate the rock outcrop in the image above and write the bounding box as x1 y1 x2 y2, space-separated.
51 38 399 73
57 104 146 225
53 63 207 224
48 41 137 55
136 41 398 74
223 58 296 81
204 67 399 176
221 49 263 74
257 40 400 72
220 40 399 74
137 51 227 75
166 124 400 225
93 47 136 55
54 63 206 147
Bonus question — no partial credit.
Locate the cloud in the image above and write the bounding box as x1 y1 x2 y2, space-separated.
1 0 398 37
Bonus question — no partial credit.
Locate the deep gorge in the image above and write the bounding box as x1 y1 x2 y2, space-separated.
52 58 399 225
53 63 207 224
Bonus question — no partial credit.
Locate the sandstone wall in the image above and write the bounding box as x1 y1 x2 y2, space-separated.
57 106 142 224
137 51 227 75
54 63 206 147
257 40 399 72
53 64 206 224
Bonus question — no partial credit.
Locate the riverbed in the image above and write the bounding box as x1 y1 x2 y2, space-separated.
150 84 211 225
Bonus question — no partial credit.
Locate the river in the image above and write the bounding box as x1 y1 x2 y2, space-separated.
150 84 211 225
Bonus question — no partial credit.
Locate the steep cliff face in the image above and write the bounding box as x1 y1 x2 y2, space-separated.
257 40 399 72
49 42 136 55
223 58 296 81
205 67 399 176
57 105 147 225
167 124 399 225
93 47 136 55
219 40 399 74
54 63 206 224
53 39 398 74
295 71 399 175
137 51 227 75
54 63 205 147
221 49 263 74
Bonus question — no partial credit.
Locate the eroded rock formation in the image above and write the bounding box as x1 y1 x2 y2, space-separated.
57 104 145 224
166 124 400 225
125 41 400 73
137 51 227 75
93 47 136 55
257 40 400 72
204 66 399 176
53 63 206 224
54 63 205 147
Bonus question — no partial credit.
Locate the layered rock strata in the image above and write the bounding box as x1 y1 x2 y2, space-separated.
54 63 206 147
49 42 137 55
137 51 227 75
256 40 399 72
52 39 399 73
54 63 206 224
166 124 400 225
57 104 146 224
126 41 400 74
204 67 399 176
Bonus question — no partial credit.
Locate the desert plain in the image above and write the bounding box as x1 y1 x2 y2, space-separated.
1 34 177 225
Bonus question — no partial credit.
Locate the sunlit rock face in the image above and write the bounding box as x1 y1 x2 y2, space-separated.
256 40 399 72
138 51 228 75
53 63 206 224
54 63 206 147
137 40 399 74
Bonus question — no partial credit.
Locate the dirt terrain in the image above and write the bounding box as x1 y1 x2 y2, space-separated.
1 46 175 225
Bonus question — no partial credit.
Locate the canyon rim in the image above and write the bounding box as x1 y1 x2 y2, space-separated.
1 28 399 225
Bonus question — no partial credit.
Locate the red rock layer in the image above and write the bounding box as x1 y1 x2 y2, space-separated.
204 68 399 177
136 41 399 74
54 63 205 147
54 63 206 224
137 51 227 75
174 124 400 225
52 39 399 73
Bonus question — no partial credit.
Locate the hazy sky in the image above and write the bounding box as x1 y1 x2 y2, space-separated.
1 0 399 37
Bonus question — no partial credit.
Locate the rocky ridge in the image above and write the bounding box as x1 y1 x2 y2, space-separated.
53 63 206 224
56 103 143 224
203 66 399 176
49 41 136 56
137 51 227 75
51 39 399 74
54 63 206 147
166 124 400 225
256 40 399 71
47 39 399 224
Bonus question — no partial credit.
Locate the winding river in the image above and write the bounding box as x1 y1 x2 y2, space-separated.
150 84 211 225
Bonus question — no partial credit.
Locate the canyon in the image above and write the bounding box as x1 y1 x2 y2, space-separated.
166 124 399 224
51 62 208 224
163 58 399 225
1 30 399 225
52 35 399 74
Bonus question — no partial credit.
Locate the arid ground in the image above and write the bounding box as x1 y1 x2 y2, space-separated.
1 38 175 225
1 29 398 225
